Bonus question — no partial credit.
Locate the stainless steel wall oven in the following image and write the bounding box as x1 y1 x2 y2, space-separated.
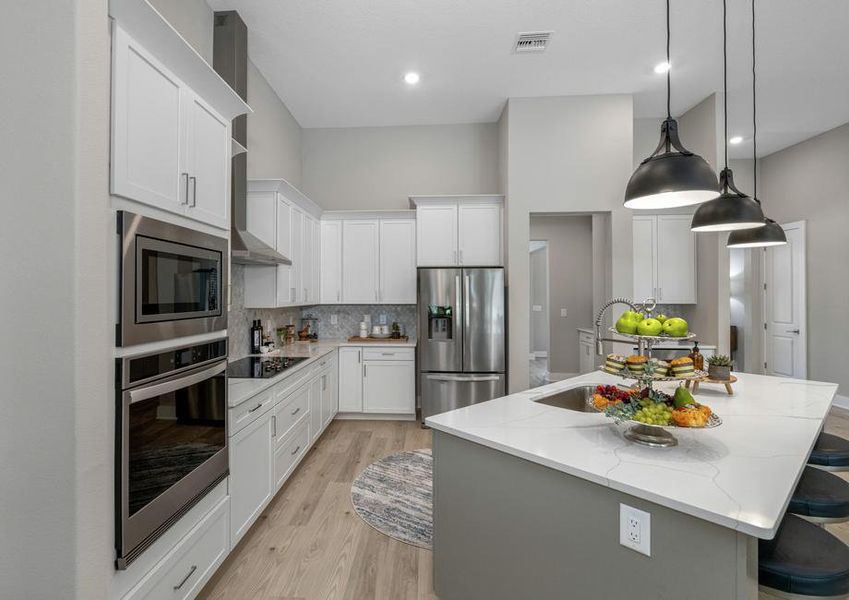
118 211 228 346
115 338 228 569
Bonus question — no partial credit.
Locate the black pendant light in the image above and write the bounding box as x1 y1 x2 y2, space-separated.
691 0 766 232
624 0 718 209
727 0 787 248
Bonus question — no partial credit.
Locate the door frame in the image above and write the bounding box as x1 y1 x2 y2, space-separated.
761 220 807 378
529 241 550 360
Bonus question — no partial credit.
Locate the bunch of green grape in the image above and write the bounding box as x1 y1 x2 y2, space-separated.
633 399 673 426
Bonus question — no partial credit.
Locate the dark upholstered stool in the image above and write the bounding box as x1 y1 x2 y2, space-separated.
789 466 849 524
759 514 849 598
809 432 849 472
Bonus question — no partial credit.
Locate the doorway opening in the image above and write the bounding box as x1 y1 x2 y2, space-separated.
529 241 550 387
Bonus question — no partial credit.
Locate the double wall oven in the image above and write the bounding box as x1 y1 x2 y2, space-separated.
118 211 228 347
115 212 230 569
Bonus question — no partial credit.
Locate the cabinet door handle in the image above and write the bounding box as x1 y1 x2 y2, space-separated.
658 287 662 301
291 406 301 416
291 287 295 303
322 374 327 391
787 329 800 334
363 364 367 377
459 249 463 264
337 291 340 302
453 250 457 264
358 350 361 363
173 565 197 591
181 172 190 205
189 175 197 207
291 445 301 456
272 415 277 437
248 402 262 413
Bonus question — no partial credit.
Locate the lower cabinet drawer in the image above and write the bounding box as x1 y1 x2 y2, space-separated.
275 383 310 441
229 387 275 436
274 420 310 491
124 495 229 600
362 347 415 361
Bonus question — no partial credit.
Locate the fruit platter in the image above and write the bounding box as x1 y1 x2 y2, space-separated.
589 381 721 448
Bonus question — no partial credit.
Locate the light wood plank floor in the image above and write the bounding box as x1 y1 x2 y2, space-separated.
200 409 849 600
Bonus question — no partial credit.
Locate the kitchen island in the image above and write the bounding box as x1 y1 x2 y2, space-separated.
425 371 838 600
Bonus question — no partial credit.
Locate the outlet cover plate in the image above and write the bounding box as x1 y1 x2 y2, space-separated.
619 503 651 556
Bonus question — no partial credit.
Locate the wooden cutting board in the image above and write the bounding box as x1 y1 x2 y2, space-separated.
347 336 410 343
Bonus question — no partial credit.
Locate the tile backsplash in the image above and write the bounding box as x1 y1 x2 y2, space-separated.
299 305 417 340
229 265 417 359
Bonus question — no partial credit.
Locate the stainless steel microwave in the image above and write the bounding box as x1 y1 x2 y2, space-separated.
118 212 228 346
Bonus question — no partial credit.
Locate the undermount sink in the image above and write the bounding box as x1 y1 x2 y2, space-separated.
533 385 599 412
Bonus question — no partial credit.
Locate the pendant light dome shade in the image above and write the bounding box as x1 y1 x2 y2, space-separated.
727 217 786 247
691 168 766 232
625 121 719 209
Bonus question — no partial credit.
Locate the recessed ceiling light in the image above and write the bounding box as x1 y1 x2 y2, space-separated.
404 72 420 85
729 136 744 144
653 61 670 74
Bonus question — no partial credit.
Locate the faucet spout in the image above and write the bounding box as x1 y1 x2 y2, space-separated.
594 297 638 356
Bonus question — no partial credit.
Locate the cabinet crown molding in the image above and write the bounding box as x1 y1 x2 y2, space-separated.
409 194 504 208
322 210 415 221
247 178 323 220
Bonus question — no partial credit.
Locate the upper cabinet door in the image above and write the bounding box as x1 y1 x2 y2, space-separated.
275 195 292 307
416 204 459 266
458 203 502 266
184 94 230 229
379 220 417 304
111 26 187 212
302 216 314 303
290 208 304 304
632 216 657 303
656 215 697 304
312 219 321 305
342 221 380 303
320 221 343 303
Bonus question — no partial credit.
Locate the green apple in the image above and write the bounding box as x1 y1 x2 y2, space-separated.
636 318 663 336
662 317 689 337
655 313 668 324
615 311 640 334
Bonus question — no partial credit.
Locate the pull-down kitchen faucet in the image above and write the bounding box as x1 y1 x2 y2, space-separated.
594 297 654 356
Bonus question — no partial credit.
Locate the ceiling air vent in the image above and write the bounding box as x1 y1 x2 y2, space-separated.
514 31 552 53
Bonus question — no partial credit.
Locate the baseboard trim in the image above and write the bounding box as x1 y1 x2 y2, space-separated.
335 412 416 421
832 394 849 411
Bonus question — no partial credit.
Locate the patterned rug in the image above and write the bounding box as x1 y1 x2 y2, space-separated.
350 449 433 549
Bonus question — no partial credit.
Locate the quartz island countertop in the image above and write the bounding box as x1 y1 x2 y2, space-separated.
425 371 837 539
228 338 416 408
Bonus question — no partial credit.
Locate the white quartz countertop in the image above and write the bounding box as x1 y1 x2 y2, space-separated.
228 338 416 408
425 371 838 539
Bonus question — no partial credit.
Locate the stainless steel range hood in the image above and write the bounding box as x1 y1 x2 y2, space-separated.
214 11 291 266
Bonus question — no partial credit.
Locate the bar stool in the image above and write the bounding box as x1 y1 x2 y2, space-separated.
809 432 849 472
789 466 849 525
759 514 849 598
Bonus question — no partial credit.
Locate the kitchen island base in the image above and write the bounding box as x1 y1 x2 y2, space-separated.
433 430 758 600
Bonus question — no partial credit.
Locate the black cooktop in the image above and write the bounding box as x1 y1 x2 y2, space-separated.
227 356 308 379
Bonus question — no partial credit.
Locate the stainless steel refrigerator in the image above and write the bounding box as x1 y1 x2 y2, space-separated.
418 268 506 420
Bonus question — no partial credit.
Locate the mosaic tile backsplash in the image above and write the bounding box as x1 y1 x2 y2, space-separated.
229 265 417 360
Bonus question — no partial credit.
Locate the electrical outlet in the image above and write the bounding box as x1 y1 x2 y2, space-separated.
560 308 568 318
330 314 338 325
620 504 651 556
379 314 387 325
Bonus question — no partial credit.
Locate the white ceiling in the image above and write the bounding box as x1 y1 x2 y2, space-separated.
207 0 849 157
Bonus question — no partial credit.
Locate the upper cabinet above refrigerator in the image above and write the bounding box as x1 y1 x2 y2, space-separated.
411 196 504 267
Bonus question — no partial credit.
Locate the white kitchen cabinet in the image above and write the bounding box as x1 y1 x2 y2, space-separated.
379 220 417 304
416 203 458 266
632 215 697 304
309 374 322 445
275 196 293 306
338 347 363 412
229 409 273 547
302 215 314 304
312 218 321 305
412 196 503 266
458 202 502 266
578 330 595 375
342 221 380 303
320 221 343 303
111 26 230 230
290 207 304 304
273 421 309 493
363 361 416 414
321 360 339 429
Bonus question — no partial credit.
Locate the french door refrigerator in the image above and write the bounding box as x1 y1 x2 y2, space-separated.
418 268 506 420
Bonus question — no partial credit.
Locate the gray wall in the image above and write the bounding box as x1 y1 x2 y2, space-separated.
1 0 112 597
301 123 499 209
530 216 594 375
759 122 849 395
503 95 634 391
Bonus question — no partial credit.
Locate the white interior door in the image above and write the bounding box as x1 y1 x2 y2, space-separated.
764 222 806 378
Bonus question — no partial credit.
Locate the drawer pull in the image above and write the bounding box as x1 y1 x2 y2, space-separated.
381 352 394 356
173 565 197 591
248 403 262 413
291 445 301 456
291 407 301 416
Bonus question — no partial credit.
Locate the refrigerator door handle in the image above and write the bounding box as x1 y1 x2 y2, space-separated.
463 273 471 363
425 374 502 383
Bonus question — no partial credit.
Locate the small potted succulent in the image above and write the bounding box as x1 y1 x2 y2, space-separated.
707 354 733 381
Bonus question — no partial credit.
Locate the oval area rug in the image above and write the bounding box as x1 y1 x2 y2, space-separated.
350 448 432 549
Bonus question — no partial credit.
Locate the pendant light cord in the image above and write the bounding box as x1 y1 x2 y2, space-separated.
666 0 671 119
723 0 728 171
752 0 757 200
